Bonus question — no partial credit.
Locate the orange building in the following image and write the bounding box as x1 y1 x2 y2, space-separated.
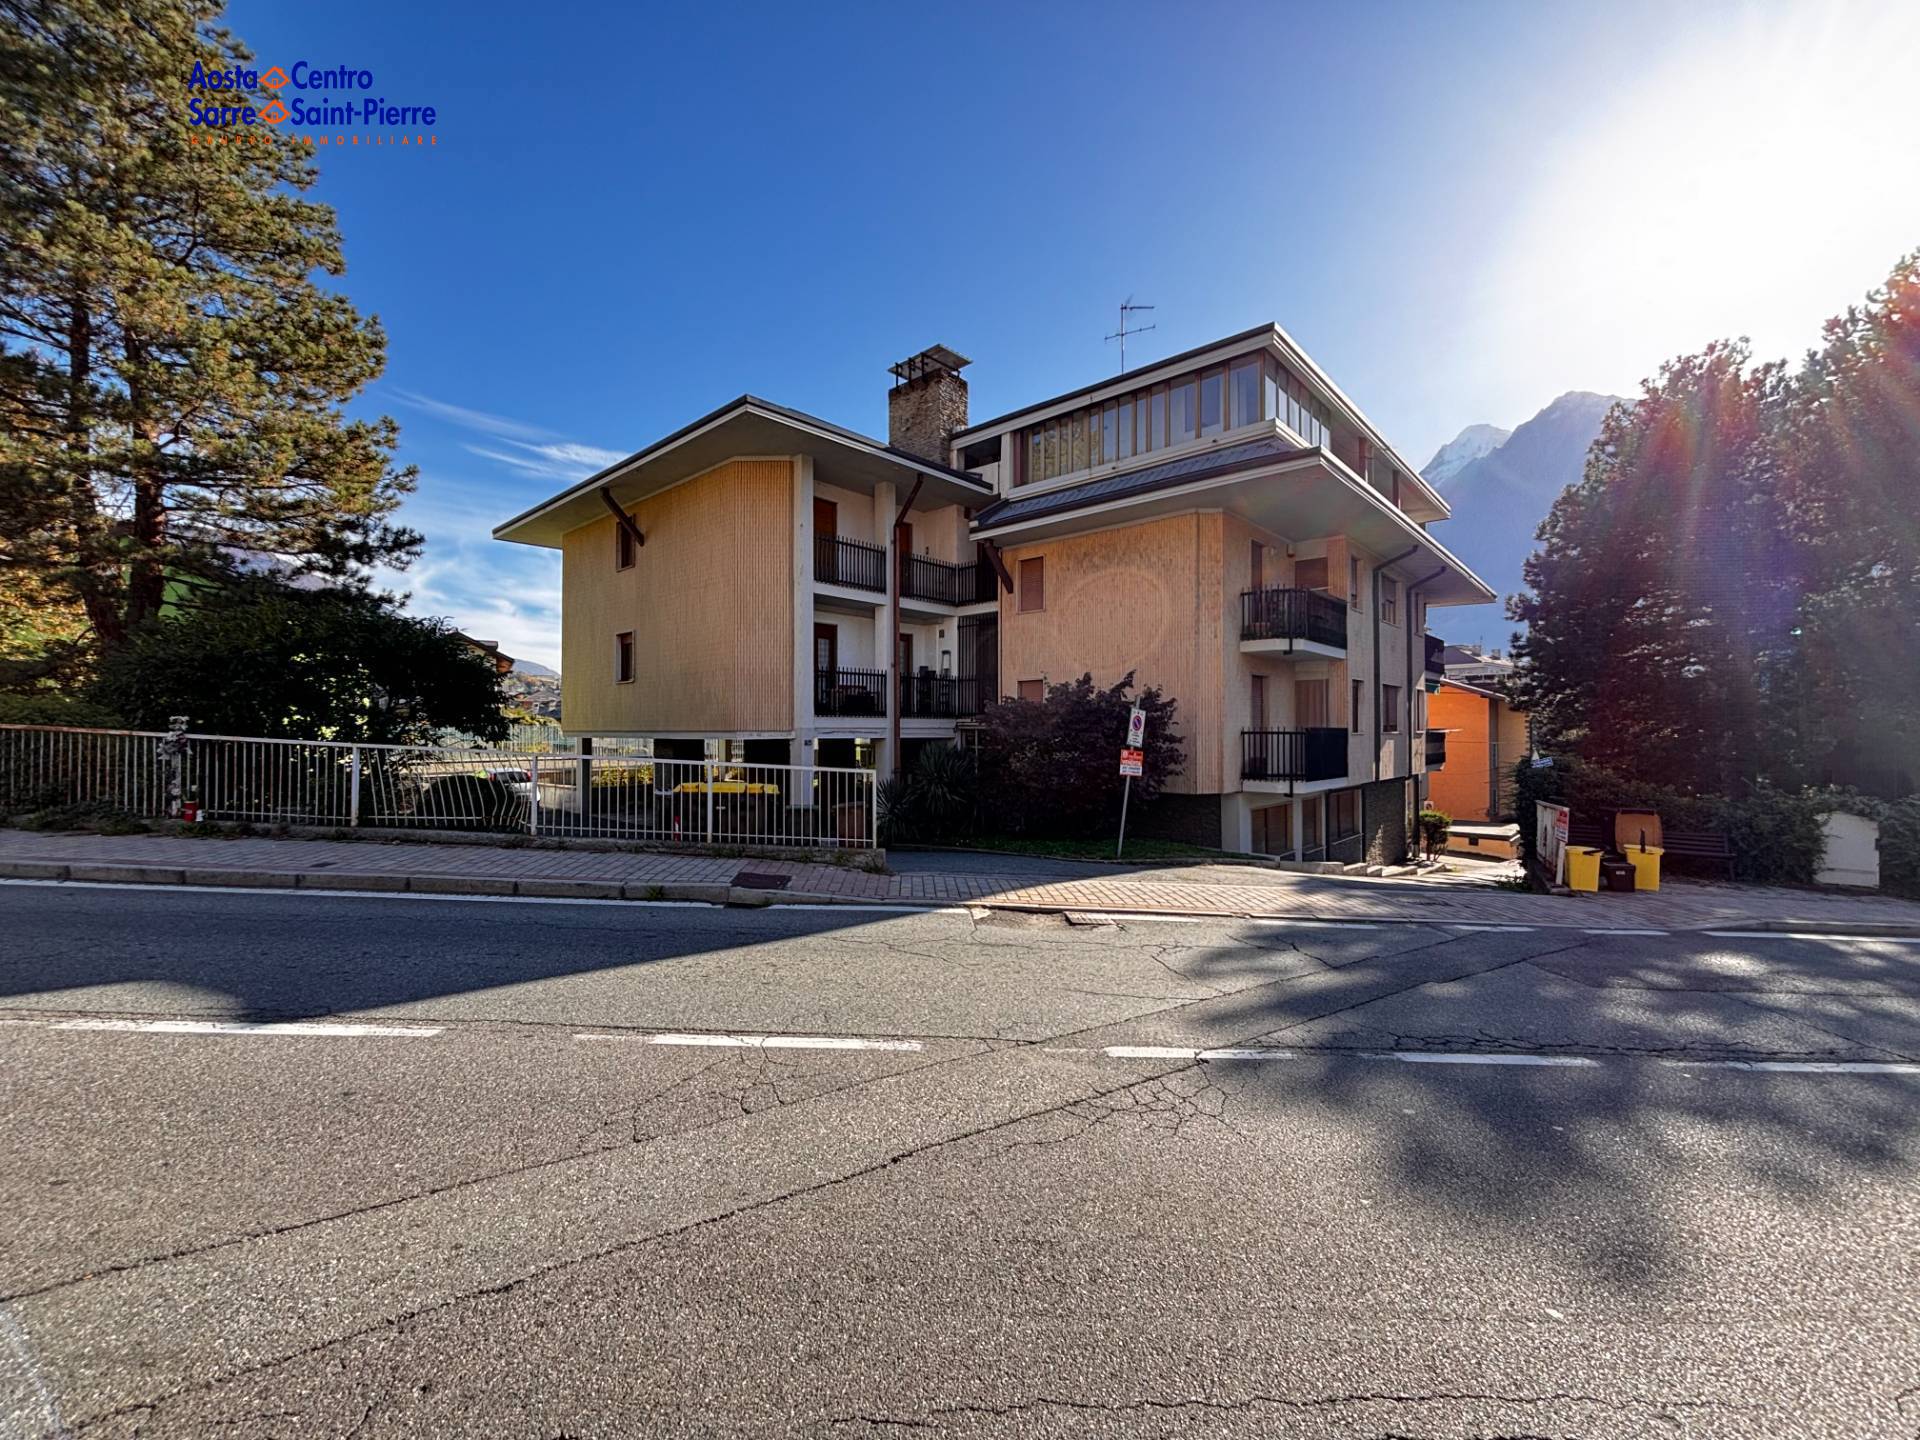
1426 677 1530 823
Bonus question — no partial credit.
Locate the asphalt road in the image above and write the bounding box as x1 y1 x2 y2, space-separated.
2 880 1917 1439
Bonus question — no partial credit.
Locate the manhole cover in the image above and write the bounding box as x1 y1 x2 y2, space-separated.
733 871 792 890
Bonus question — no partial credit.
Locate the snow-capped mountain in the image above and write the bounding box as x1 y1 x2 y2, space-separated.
1421 423 1510 489
1423 391 1622 647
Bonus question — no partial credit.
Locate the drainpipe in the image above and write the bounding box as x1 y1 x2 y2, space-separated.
888 474 926 779
1405 562 1447 820
1371 546 1418 783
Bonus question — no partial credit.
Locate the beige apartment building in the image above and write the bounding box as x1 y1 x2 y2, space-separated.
493 325 1492 860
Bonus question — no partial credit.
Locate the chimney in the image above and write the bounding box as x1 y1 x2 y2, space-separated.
887 345 970 464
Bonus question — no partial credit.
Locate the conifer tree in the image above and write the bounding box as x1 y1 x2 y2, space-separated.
0 0 418 665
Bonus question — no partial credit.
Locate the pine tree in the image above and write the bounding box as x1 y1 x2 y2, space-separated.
0 0 418 664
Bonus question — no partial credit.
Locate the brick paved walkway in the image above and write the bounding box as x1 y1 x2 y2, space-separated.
2 828 1917 933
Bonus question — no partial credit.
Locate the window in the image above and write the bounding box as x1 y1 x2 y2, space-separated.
1351 679 1364 733
1296 556 1329 592
1250 674 1267 729
1018 679 1044 703
1169 380 1196 443
1009 350 1333 486
1018 556 1045 612
1381 577 1399 626
1199 368 1224 436
1382 683 1401 732
1229 357 1261 428
615 515 636 570
615 631 635 684
1349 554 1362 610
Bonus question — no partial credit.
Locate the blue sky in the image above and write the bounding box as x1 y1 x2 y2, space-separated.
227 0 1920 668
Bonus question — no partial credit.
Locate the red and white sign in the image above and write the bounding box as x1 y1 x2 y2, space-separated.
1119 748 1144 777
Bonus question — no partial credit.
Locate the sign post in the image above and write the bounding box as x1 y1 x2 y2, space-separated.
1116 705 1147 859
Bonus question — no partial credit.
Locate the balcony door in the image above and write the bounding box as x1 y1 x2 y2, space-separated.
1250 673 1268 730
814 498 838 584
1251 540 1265 591
814 622 838 678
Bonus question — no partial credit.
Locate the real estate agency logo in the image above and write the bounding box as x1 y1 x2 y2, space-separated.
185 59 439 148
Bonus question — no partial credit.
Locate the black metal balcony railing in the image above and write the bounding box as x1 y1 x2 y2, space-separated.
815 535 886 593
1425 728 1447 769
1424 632 1445 676
1240 727 1349 783
898 672 988 719
814 668 888 716
901 554 1001 606
1240 587 1349 650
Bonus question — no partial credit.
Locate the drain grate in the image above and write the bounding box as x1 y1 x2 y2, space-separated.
732 870 792 891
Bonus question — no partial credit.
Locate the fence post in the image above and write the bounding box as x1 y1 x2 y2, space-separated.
163 715 188 819
703 759 715 845
348 745 362 827
528 754 540 837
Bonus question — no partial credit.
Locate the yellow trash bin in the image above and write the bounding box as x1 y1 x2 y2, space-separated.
1566 846 1603 893
1625 846 1663 892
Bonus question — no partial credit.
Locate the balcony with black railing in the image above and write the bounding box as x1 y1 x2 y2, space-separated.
899 672 989 719
902 554 1000 607
1240 726 1349 783
1425 728 1447 769
814 534 888 593
1239 587 1349 651
814 668 888 716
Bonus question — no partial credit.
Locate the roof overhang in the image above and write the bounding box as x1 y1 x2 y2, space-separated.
972 448 1494 606
493 397 993 550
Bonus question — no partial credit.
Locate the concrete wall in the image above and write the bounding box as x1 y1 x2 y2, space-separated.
560 459 795 735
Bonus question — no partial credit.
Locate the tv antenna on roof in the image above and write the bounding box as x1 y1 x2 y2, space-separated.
1105 298 1156 374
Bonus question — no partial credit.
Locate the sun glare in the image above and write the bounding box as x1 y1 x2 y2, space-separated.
1472 0 1920 403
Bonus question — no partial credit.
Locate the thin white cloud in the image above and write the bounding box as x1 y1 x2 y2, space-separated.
391 390 556 442
462 440 626 482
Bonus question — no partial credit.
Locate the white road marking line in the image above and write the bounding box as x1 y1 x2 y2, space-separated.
1364 1051 1600 1067
1101 1045 1296 1062
1585 927 1669 936
1664 1059 1920 1074
52 1019 442 1038
575 1032 923 1052
1702 929 1920 944
1447 924 1534 932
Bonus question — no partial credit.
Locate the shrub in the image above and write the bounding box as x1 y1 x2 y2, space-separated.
973 672 1184 838
909 744 977 839
1416 806 1451 858
0 694 125 728
876 774 917 845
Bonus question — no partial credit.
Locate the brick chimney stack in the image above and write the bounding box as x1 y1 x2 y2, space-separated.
887 345 970 464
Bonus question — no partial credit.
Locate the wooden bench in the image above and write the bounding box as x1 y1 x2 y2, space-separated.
1568 816 1735 880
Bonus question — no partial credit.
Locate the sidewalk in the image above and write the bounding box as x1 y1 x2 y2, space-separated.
5 827 1918 934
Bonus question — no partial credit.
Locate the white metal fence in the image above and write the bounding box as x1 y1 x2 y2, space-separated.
0 724 877 850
